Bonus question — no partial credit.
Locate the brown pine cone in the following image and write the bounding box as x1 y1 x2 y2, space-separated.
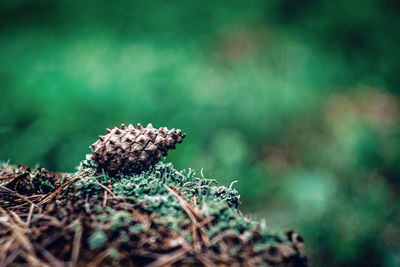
91 123 186 175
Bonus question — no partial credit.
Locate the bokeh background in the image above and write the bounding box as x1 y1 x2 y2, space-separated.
1 0 400 266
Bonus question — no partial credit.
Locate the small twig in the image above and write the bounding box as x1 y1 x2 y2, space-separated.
195 253 218 267
1 208 34 255
179 216 215 237
10 210 27 227
210 230 241 246
164 185 212 254
96 181 116 196
40 232 67 247
19 250 49 267
30 214 62 227
70 220 83 267
164 185 200 227
103 190 107 207
0 185 41 209
26 203 34 226
84 194 91 214
37 172 84 206
0 246 23 267
145 247 189 267
35 244 64 267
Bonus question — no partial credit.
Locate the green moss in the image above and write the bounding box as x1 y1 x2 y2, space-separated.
89 231 107 249
110 211 131 230
108 248 119 258
129 224 144 233
31 175 54 194
75 158 286 249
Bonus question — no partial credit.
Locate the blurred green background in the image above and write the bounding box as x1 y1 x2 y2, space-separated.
1 0 400 266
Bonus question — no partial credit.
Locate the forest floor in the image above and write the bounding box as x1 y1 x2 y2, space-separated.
0 160 307 267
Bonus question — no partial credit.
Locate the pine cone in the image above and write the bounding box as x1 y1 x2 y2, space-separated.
91 123 186 175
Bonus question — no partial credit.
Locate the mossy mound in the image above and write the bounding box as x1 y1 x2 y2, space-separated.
77 156 241 231
0 158 307 266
